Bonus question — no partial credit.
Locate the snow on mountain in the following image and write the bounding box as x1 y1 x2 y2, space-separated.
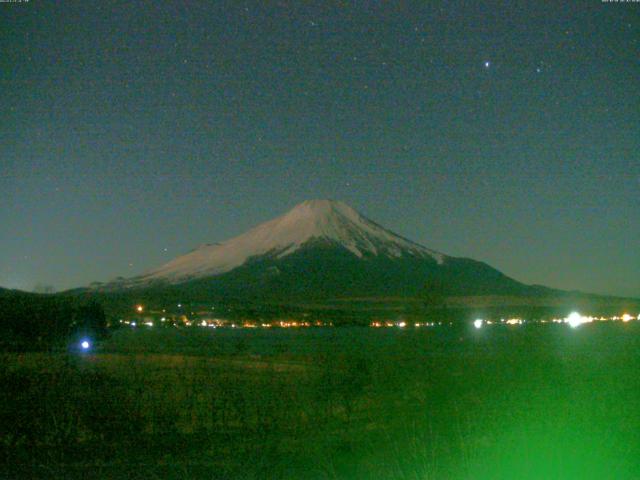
132 199 445 284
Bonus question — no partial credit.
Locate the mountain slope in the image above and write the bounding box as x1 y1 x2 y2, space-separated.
155 240 541 301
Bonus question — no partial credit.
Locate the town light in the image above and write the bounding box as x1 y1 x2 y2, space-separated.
136 305 143 313
566 312 586 328
473 319 483 329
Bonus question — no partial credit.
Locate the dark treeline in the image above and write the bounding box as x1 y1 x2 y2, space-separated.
0 289 107 350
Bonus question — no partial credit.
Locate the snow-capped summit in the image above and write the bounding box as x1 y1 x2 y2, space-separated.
132 199 445 284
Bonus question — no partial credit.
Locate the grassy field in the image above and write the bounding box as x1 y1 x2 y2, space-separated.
2 323 640 479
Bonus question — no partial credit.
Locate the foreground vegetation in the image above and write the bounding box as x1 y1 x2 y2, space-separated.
2 324 640 479
0 289 107 350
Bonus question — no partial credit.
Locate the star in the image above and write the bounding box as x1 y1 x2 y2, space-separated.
484 61 491 68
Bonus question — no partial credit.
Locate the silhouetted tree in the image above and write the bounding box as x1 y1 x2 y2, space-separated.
74 300 107 338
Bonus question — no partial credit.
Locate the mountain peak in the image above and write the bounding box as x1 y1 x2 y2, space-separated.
275 199 365 235
291 198 352 212
126 199 445 285
283 199 359 223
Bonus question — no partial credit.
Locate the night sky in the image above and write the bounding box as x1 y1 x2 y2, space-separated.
1 1 639 297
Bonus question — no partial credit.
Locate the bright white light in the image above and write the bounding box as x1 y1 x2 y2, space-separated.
621 313 632 322
398 321 406 328
566 312 586 328
131 321 137 327
81 340 90 350
484 61 490 68
473 319 483 329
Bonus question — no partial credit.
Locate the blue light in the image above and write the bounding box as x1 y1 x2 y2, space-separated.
81 340 90 350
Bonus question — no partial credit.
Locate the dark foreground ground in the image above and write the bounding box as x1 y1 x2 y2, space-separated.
2 323 640 479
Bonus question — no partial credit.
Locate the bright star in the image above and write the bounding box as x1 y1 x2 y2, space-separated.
484 61 490 68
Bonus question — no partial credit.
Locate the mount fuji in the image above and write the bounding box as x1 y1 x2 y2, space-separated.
137 199 445 283
98 199 546 301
